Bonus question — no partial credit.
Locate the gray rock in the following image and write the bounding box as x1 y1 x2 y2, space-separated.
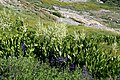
54 6 119 33
60 0 87 2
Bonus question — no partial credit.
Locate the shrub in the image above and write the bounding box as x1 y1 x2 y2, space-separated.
0 56 86 80
52 12 62 17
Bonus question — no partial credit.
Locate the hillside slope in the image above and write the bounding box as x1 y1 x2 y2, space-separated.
0 0 120 34
40 0 120 32
0 0 120 80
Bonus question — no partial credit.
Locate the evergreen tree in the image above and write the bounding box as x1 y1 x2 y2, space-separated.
100 0 120 7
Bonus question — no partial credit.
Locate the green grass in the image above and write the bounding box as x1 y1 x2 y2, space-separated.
0 56 91 80
0 1 120 80
0 0 119 35
0 4 56 35
41 0 120 11
1 56 119 80
1 5 117 36
67 24 119 35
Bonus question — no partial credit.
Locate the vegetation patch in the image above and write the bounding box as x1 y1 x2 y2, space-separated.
52 11 62 17
41 0 119 11
0 0 120 80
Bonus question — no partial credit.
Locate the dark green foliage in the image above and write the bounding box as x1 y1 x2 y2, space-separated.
101 0 120 7
14 19 24 31
0 28 120 79
52 12 62 17
0 56 86 80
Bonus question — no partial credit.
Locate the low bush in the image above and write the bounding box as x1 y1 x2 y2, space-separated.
0 24 120 79
52 11 62 17
0 56 89 80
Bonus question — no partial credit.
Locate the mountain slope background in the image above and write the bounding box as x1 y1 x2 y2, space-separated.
0 0 119 33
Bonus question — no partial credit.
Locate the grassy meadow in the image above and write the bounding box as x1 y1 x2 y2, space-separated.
0 0 120 80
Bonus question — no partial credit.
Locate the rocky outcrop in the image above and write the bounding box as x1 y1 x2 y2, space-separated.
60 0 87 2
54 6 119 33
59 0 104 3
0 0 21 6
